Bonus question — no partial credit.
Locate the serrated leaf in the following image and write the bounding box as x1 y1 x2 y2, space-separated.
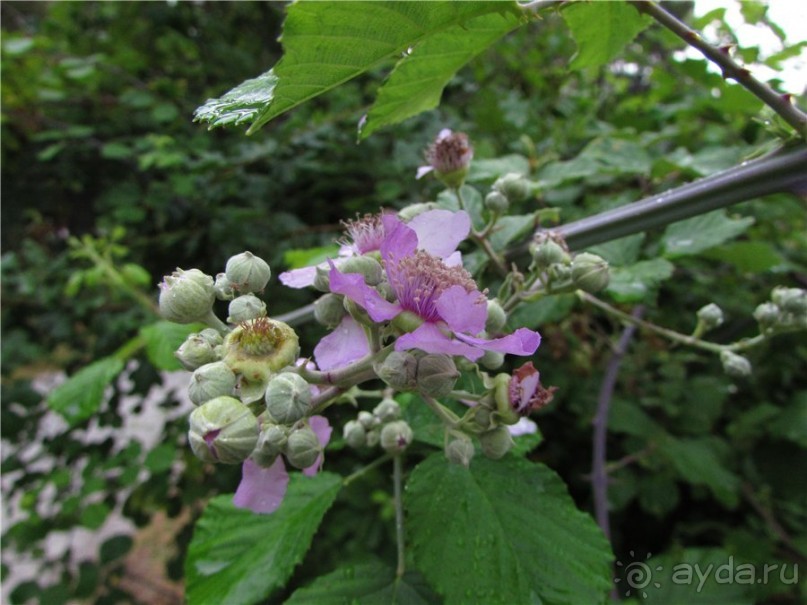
607 258 675 303
406 454 613 605
587 233 645 266
194 70 278 129
140 321 200 371
361 11 523 138
47 356 124 426
507 294 576 331
562 1 652 70
468 155 531 182
185 472 342 605
286 561 440 605
661 210 754 258
704 241 787 273
658 437 740 508
489 213 538 251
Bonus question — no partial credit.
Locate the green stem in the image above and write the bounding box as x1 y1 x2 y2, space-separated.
422 394 462 428
299 345 392 387
455 186 510 277
393 455 406 579
635 1 807 139
81 245 159 315
342 454 392 487
201 310 230 334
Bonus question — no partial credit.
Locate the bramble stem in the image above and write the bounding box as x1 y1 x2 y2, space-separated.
455 187 509 277
343 454 392 487
422 394 462 428
634 1 807 139
298 345 392 387
202 310 230 334
393 455 406 578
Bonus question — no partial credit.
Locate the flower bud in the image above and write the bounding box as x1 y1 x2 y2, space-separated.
175 332 221 371
188 361 237 405
223 318 300 389
529 239 569 269
380 421 413 454
496 363 557 420
214 273 236 301
314 293 347 328
225 251 271 294
571 253 610 293
339 256 384 286
493 173 530 203
416 354 459 399
285 425 322 470
753 302 781 330
484 191 509 214
358 410 379 430
423 129 473 189
547 262 572 284
159 268 215 324
485 299 507 334
313 265 331 292
373 398 401 423
264 373 312 425
479 426 514 460
479 349 504 370
772 287 807 315
366 427 380 448
252 423 289 467
398 202 437 222
375 351 418 391
343 420 367 449
445 434 475 468
227 294 267 324
188 396 258 464
696 303 724 330
720 350 752 378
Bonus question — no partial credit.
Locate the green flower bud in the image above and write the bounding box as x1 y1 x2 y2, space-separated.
198 328 223 347
696 303 724 330
339 256 384 286
529 235 570 269
479 349 504 370
398 202 437 222
493 172 530 203
366 427 380 448
485 299 507 334
358 410 379 430
214 273 236 301
720 350 752 379
252 422 289 467
227 294 267 324
380 420 413 454
753 302 780 330
313 265 331 292
547 262 572 284
484 191 509 214
175 332 221 371
188 396 258 464
375 351 418 391
373 398 401 423
571 253 610 293
189 361 237 405
343 420 367 449
264 373 312 425
772 287 807 315
479 426 514 460
314 293 347 328
223 318 300 391
445 433 475 468
285 425 322 470
159 268 215 324
472 406 496 432
416 354 459 399
225 251 271 294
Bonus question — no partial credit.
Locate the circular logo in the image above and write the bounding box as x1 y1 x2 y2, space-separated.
614 551 663 598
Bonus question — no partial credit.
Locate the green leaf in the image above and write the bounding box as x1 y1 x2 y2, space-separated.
196 2 519 133
704 241 787 273
587 233 645 266
185 472 342 605
607 258 675 303
284 245 341 270
406 454 613 605
47 356 124 426
79 502 111 530
286 561 440 605
562 1 652 70
144 443 176 474
139 321 200 371
661 210 754 259
468 155 530 182
507 294 576 330
658 437 740 508
361 11 524 138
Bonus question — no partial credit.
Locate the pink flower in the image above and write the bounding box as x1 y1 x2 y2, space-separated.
509 362 557 415
329 214 540 362
416 129 474 185
233 416 332 515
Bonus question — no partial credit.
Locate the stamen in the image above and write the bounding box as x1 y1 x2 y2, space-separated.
341 214 385 254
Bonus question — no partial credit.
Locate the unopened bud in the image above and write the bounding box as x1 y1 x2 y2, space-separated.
252 423 289 467
484 191 509 214
772 287 807 315
214 273 236 301
159 268 215 324
375 351 418 391
529 239 569 269
285 425 322 470
358 410 379 430
753 302 780 330
479 349 504 370
479 426 514 460
313 265 331 292
696 303 724 330
720 350 752 378
176 332 220 371
571 253 610 293
227 294 267 324
188 396 258 464
314 293 347 328
416 354 459 398
366 428 380 448
493 172 530 203
343 420 367 449
380 421 413 454
339 256 384 286
225 251 271 294
485 299 507 333
445 434 475 468
188 361 237 405
264 373 312 425
398 202 437 222
373 398 401 423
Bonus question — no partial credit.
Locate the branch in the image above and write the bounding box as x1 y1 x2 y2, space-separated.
634 1 807 139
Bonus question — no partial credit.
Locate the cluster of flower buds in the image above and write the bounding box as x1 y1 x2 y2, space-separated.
374 352 459 398
342 399 414 456
528 232 610 294
753 287 807 334
484 172 533 214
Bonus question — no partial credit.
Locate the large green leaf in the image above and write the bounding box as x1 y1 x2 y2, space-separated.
286 561 440 605
185 472 342 605
607 258 675 303
360 10 524 138
405 454 613 605
47 356 125 426
658 437 740 508
195 2 520 133
562 1 652 70
139 321 200 371
660 210 754 258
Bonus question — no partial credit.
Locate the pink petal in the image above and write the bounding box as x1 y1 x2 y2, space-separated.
443 251 464 267
303 415 333 477
409 210 471 259
395 323 484 361
279 266 318 289
508 417 538 437
233 458 289 515
314 316 371 371
380 214 418 261
415 165 434 180
455 327 541 356
436 285 486 334
328 262 400 322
